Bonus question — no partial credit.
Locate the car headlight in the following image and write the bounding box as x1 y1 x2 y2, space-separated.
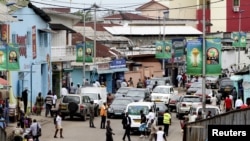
108 108 113 112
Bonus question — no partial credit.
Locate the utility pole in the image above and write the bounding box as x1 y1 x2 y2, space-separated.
238 10 244 70
202 0 206 117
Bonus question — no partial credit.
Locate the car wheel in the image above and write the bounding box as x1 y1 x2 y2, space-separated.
68 102 78 114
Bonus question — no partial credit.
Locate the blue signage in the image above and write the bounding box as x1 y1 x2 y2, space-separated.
110 59 126 69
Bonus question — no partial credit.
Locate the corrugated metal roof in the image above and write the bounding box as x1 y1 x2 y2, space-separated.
104 26 202 35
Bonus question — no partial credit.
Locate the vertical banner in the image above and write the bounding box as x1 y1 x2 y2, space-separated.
205 38 221 75
186 39 203 75
155 40 172 59
0 43 20 70
1 24 9 43
85 41 93 63
32 26 37 59
76 43 84 62
172 38 186 57
232 32 247 48
0 45 7 70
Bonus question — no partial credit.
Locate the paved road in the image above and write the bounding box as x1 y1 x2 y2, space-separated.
40 113 182 141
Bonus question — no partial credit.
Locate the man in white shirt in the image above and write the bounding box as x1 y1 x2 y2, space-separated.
147 109 155 126
210 94 217 106
235 96 243 109
61 85 68 97
30 119 41 141
121 79 128 87
52 93 57 108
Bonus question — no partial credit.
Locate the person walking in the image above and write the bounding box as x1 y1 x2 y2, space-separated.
44 91 53 117
163 109 171 136
12 122 24 141
35 92 44 116
128 77 134 87
100 102 107 129
106 120 115 141
52 93 57 108
235 96 243 109
231 87 237 108
148 119 157 141
29 119 41 141
54 112 64 138
122 112 131 141
220 97 225 113
210 94 217 106
4 97 9 127
76 83 81 94
89 100 96 128
225 95 232 112
139 110 147 137
137 79 144 88
22 88 28 114
156 127 167 141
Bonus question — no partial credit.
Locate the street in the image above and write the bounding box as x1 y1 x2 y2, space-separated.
40 113 182 141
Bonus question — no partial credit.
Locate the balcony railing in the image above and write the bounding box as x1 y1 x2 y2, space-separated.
51 45 76 62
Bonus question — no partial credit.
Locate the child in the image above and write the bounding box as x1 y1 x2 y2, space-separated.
156 127 167 141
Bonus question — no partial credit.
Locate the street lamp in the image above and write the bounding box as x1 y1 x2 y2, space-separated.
238 10 244 70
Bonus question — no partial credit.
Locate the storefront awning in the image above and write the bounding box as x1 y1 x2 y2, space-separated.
39 28 57 33
112 68 129 73
97 69 114 74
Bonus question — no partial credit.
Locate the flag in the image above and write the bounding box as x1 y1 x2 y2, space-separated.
76 41 93 63
155 40 172 59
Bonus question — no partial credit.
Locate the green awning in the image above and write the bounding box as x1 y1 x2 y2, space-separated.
97 69 113 74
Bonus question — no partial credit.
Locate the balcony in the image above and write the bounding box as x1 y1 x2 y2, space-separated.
51 45 76 62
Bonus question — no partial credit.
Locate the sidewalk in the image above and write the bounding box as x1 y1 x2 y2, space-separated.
5 110 51 141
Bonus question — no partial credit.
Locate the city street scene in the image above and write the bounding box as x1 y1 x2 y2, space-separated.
1 0 250 141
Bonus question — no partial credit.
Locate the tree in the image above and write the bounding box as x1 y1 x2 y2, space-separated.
73 10 92 22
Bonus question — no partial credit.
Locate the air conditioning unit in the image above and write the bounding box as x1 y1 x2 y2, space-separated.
233 6 239 12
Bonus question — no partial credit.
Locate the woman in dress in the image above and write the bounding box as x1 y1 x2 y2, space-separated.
35 92 44 115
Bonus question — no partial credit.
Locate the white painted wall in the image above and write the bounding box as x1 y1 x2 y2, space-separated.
169 0 197 19
51 31 67 46
210 0 227 32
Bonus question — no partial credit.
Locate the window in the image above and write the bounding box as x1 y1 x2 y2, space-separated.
39 32 48 47
234 0 240 6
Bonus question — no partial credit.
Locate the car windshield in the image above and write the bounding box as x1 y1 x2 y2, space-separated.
152 87 171 93
221 80 233 86
182 97 201 102
62 96 80 104
112 99 132 105
117 88 130 94
190 83 202 88
128 105 149 115
198 108 219 116
83 93 98 100
127 90 144 97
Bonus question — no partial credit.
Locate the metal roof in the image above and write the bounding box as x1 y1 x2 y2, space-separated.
104 26 202 35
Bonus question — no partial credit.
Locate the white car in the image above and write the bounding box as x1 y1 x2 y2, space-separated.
151 85 177 105
188 105 221 122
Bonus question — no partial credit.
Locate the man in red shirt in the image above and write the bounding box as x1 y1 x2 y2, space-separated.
225 95 232 112
240 97 250 109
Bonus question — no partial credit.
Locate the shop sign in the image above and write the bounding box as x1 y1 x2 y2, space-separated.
110 59 126 69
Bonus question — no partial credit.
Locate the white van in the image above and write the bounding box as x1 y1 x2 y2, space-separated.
125 102 156 131
151 85 177 105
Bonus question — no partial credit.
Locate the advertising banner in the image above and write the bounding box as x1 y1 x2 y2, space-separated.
172 38 186 57
76 43 84 62
0 43 20 70
205 38 222 75
155 40 172 59
76 41 93 63
232 32 247 48
186 39 203 75
32 26 37 59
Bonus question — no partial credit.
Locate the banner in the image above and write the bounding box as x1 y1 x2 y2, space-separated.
232 32 247 48
186 39 203 75
32 26 37 59
172 38 186 57
76 41 93 63
155 40 172 59
0 43 20 70
205 38 222 75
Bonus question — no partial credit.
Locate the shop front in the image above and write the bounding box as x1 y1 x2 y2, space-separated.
97 63 113 93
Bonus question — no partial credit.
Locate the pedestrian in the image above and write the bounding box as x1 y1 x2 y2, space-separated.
22 88 28 114
61 84 68 97
121 79 128 87
195 111 203 121
231 87 237 108
156 127 167 141
122 112 131 141
35 92 44 116
163 109 171 136
206 110 212 118
19 111 25 129
45 91 53 117
106 120 115 141
147 109 156 126
76 83 81 94
128 77 134 87
182 73 187 89
4 97 9 127
210 94 217 106
100 102 107 129
29 119 41 141
176 73 182 88
0 113 6 130
54 112 64 138
69 82 76 94
52 93 57 108
18 97 24 114
139 110 147 137
12 122 24 141
152 81 158 91
137 79 144 88
220 97 225 113
148 119 157 141
235 96 243 109
225 95 232 112
240 97 250 109
89 100 96 128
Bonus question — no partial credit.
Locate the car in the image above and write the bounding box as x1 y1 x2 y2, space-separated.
193 89 214 104
126 88 151 102
148 77 172 92
82 93 103 117
155 102 168 125
168 94 180 112
186 82 202 95
188 105 221 122
185 77 202 89
125 102 156 131
176 95 202 119
150 85 177 105
107 97 134 118
206 76 219 89
115 87 133 97
58 94 91 120
218 78 234 97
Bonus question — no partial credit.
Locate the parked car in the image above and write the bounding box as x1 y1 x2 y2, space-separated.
82 93 103 117
115 87 133 97
186 82 202 95
168 94 180 112
148 77 172 92
188 105 221 122
151 85 177 105
107 97 134 118
58 94 91 120
176 95 202 119
155 102 168 125
218 78 234 97
206 76 219 89
126 88 151 102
